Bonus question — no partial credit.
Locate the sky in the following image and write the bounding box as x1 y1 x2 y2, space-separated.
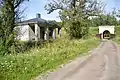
23 0 120 22
23 0 60 21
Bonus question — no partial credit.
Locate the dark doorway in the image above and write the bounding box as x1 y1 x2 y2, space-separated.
40 27 45 40
29 24 35 40
49 27 53 39
103 30 110 39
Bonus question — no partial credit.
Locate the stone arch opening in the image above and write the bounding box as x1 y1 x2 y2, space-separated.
103 30 110 39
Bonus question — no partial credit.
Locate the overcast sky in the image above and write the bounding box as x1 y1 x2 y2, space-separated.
23 0 120 21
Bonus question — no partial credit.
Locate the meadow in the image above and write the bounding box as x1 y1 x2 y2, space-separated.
0 27 100 80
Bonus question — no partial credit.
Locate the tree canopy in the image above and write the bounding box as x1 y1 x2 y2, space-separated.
0 0 29 55
89 13 119 27
45 0 105 39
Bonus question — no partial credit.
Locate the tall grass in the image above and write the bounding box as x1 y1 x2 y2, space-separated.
0 28 100 80
114 26 120 44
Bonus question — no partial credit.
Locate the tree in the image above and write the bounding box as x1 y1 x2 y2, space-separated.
45 0 104 39
89 13 118 27
0 0 29 55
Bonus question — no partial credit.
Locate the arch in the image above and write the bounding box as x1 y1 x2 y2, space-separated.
99 26 115 34
103 30 110 39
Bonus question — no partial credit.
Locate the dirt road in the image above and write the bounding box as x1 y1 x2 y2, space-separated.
38 40 120 80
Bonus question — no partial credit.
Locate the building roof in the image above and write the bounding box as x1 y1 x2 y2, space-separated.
18 19 60 28
18 18 47 26
17 13 60 28
47 20 60 28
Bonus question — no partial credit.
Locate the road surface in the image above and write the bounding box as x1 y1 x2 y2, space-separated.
37 40 120 80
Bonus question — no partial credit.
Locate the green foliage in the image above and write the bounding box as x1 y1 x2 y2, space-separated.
88 27 99 38
0 28 100 80
114 26 120 43
12 41 45 53
66 20 89 39
59 1 89 39
89 14 118 27
0 0 29 55
0 44 8 56
0 39 99 80
45 0 103 39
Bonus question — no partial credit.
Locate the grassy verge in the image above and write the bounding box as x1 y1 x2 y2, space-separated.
114 26 120 44
0 28 100 80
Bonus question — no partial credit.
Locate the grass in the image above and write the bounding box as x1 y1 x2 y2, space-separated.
0 27 100 80
114 26 120 44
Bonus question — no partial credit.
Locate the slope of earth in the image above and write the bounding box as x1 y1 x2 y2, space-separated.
0 27 100 80
114 26 120 44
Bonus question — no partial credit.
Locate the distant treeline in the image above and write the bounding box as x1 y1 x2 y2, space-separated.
88 14 120 27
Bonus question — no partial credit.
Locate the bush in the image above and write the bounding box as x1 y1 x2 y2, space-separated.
65 20 89 39
11 41 45 53
114 26 120 43
0 45 8 56
9 40 56 54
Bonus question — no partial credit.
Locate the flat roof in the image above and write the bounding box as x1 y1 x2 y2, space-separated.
17 18 60 28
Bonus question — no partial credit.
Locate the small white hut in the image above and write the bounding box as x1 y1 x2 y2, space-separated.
16 13 61 41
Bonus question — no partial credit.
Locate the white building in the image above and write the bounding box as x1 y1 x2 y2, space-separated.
98 26 115 39
16 14 61 41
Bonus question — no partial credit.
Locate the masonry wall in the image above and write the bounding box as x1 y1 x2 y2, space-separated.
16 25 30 41
99 26 115 34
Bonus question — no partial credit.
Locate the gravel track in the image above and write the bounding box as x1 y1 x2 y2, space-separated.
37 40 120 80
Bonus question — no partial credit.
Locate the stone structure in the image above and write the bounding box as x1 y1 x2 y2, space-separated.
17 13 61 41
98 26 115 39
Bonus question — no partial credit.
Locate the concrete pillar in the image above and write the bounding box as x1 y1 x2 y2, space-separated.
35 24 40 41
101 33 103 40
52 28 56 39
44 27 49 40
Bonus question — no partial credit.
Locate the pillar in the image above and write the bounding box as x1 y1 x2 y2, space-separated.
44 27 49 40
101 33 103 40
35 24 40 41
